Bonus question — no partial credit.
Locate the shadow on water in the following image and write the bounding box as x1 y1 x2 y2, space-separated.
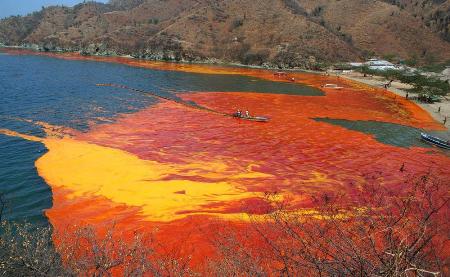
314 118 449 149
156 73 323 96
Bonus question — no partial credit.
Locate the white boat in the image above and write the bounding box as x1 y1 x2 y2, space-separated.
322 84 343 89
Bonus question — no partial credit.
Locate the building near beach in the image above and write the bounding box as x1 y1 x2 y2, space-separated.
348 59 401 71
366 59 398 71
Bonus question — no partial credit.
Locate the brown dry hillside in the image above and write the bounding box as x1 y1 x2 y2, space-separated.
381 0 450 42
0 0 449 68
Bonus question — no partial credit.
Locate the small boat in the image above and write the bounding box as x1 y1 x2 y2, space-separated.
241 116 269 122
274 72 287 77
421 132 450 150
322 84 343 89
232 113 269 122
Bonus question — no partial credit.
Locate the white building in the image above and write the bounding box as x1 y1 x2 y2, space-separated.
366 59 398 71
348 59 401 71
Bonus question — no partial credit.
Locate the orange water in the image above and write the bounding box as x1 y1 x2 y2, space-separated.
2 49 449 269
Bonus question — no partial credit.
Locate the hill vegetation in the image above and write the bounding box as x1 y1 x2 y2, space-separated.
0 0 449 69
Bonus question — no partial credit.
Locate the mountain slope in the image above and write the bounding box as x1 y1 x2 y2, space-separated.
0 0 449 68
382 0 449 42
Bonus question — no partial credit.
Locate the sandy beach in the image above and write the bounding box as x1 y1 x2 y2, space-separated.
340 71 450 138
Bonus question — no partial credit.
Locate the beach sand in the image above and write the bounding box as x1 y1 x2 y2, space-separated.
340 71 450 139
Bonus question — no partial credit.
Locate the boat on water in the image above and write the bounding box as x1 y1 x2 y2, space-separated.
274 71 287 77
234 115 269 122
420 132 450 150
232 112 269 122
321 84 344 89
239 116 269 122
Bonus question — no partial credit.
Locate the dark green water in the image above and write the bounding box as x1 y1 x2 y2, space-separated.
314 118 449 148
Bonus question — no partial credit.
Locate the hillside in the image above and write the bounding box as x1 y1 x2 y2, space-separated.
0 0 449 68
382 0 450 42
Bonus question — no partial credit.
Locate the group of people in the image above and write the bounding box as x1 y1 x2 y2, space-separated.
234 109 250 118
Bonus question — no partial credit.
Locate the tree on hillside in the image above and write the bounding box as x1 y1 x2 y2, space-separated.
358 67 450 101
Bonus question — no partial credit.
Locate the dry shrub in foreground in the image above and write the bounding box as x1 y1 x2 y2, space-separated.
0 221 195 277
0 172 449 276
0 192 194 276
0 221 67 276
209 172 449 276
54 225 195 277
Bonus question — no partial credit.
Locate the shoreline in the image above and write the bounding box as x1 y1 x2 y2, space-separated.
2 46 448 136
0 45 314 73
339 72 449 136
